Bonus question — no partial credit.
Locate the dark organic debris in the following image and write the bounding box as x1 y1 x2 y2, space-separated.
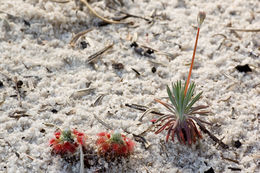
234 140 242 148
40 129 46 133
204 167 215 173
9 110 29 119
23 19 30 27
0 81 3 88
80 41 89 49
112 63 124 70
151 67 156 73
227 167 242 171
235 64 252 73
17 80 23 88
51 109 58 114
131 68 141 76
87 43 114 64
130 42 155 58
146 48 154 55
130 42 138 48
198 123 229 149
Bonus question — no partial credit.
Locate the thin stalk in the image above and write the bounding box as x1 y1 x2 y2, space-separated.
184 11 206 96
184 27 200 96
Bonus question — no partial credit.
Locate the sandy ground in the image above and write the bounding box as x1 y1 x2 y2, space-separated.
0 0 259 172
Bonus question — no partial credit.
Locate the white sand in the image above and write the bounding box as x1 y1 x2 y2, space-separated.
0 0 259 172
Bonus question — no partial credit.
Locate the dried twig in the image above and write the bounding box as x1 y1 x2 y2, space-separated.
221 154 239 164
125 103 164 115
92 94 106 107
227 167 241 171
13 77 22 107
108 6 151 22
9 110 29 119
212 34 227 50
138 108 159 121
217 95 231 103
131 68 141 76
70 28 94 47
93 114 113 130
79 0 128 24
70 88 95 99
49 0 70 3
87 43 114 63
228 28 260 32
197 123 229 149
79 145 84 173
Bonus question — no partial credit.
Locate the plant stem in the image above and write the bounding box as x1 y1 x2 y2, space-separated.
184 27 200 96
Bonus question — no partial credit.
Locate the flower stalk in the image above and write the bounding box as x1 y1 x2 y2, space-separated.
184 11 206 96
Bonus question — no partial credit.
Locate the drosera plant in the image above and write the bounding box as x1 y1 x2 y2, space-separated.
49 128 86 155
96 131 135 160
152 12 228 148
49 128 86 173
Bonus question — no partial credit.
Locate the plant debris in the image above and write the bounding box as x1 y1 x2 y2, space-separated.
204 167 215 173
235 64 252 73
227 167 242 171
70 28 93 47
112 63 124 70
131 68 141 76
87 43 114 63
151 67 156 73
234 140 242 148
130 42 155 58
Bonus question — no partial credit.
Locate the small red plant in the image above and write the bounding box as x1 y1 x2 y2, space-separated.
96 131 135 158
49 129 86 155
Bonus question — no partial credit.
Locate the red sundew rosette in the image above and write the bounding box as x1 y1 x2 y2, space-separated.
49 129 86 155
96 131 135 158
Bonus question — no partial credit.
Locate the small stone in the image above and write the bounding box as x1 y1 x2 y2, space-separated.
80 41 89 49
235 64 252 73
146 49 154 55
51 109 58 114
40 129 46 133
23 20 31 27
0 81 3 88
130 42 138 48
204 167 214 173
112 63 124 70
234 140 242 148
151 67 156 73
17 80 23 88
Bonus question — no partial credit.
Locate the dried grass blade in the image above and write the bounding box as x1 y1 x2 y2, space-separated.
87 43 114 63
70 28 94 47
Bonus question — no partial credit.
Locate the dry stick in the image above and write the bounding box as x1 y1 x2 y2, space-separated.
125 103 164 116
197 123 229 149
13 77 22 107
70 28 94 47
79 145 84 173
228 28 260 32
221 154 239 164
87 43 114 63
79 0 127 24
49 0 70 3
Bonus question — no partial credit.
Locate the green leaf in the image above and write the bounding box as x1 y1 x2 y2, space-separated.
167 85 177 109
185 91 203 112
183 82 195 112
